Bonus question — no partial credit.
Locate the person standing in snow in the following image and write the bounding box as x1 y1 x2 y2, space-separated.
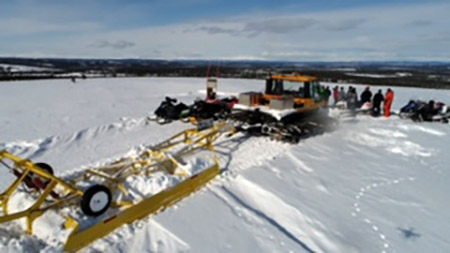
346 88 358 111
325 86 332 106
360 86 372 105
338 87 346 102
333 86 339 106
384 88 394 117
346 86 353 100
372 89 384 116
318 85 326 101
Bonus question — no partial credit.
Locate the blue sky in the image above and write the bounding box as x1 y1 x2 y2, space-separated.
1 0 449 61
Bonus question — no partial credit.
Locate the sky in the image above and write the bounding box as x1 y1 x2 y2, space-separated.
1 0 450 61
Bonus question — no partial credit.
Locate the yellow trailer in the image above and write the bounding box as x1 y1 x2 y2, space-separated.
0 122 234 251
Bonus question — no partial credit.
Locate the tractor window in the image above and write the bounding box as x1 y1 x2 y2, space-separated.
283 82 303 96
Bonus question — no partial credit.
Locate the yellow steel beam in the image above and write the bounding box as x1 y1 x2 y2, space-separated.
270 75 317 82
1 169 30 215
26 180 57 234
64 163 220 252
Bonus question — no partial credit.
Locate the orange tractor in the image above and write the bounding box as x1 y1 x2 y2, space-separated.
234 75 328 121
231 74 334 142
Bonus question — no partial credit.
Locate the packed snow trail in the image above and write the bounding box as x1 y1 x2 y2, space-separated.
1 77 450 252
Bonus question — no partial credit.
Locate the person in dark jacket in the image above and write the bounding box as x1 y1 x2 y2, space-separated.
325 86 332 106
346 86 353 100
338 87 346 102
372 89 384 116
419 100 439 121
346 87 358 111
360 86 372 105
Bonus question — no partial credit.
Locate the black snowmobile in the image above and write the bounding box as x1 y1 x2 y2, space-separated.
188 98 235 121
151 97 189 124
151 96 237 125
400 100 449 123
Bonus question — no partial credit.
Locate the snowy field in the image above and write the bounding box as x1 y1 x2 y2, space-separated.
0 77 449 252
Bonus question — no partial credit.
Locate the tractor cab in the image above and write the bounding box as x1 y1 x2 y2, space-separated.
235 75 327 121
266 75 321 100
263 75 324 110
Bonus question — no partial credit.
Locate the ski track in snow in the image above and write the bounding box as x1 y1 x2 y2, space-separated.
211 176 338 253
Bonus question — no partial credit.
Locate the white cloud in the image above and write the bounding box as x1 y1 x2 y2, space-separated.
1 2 450 61
409 19 433 27
322 18 367 31
90 40 136 50
0 18 100 35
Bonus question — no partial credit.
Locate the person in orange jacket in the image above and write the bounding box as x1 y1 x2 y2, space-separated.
384 88 394 117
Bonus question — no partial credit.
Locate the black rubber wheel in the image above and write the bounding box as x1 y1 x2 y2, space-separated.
80 185 112 216
35 163 54 175
23 162 54 189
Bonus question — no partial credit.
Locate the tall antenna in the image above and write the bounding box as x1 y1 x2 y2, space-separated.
206 62 212 78
215 61 221 78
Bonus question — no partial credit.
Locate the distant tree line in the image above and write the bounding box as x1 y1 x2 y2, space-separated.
1 58 449 89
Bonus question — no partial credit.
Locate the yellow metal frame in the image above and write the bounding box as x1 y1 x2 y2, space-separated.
0 151 83 234
270 75 317 82
0 122 233 251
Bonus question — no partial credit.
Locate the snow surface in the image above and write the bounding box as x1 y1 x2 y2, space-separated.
345 73 412 78
0 77 449 252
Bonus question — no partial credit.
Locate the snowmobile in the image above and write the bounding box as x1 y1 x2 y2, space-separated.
150 97 189 124
151 95 238 126
399 100 424 119
230 75 336 143
359 102 373 114
399 100 449 123
189 97 238 121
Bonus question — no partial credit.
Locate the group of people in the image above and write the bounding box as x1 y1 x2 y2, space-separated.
331 85 395 117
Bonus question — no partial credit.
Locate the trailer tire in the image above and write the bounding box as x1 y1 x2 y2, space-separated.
81 185 112 216
35 163 54 175
24 163 54 189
